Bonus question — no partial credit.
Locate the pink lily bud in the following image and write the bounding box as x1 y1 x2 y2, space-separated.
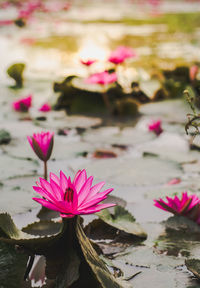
148 120 163 136
12 95 32 112
27 131 54 162
39 103 51 112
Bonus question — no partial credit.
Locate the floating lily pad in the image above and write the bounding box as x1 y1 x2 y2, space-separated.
0 155 38 181
0 175 40 215
97 206 147 239
22 220 62 236
137 132 200 163
114 245 184 269
185 259 200 280
83 126 154 146
0 242 28 288
73 157 182 186
140 99 191 124
0 130 11 145
36 111 102 129
7 63 25 88
164 216 200 233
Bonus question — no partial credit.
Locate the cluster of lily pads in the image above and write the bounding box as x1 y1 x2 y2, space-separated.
6 43 200 117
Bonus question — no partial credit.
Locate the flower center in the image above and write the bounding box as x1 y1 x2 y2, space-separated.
64 187 74 203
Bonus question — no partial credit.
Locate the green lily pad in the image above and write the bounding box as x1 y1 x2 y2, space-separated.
137 132 200 163
97 206 147 239
0 155 38 181
22 220 62 236
0 213 64 252
36 111 102 129
0 130 11 145
83 126 154 146
0 242 28 288
139 99 191 124
185 259 200 280
74 157 182 186
7 63 25 88
164 216 200 233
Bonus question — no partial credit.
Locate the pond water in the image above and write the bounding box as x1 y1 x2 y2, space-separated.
1 0 200 287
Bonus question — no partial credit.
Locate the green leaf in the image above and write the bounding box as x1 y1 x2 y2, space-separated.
0 242 29 288
97 206 147 239
164 215 200 233
76 217 128 288
185 259 200 280
0 130 11 145
22 220 62 236
7 63 25 88
0 213 65 254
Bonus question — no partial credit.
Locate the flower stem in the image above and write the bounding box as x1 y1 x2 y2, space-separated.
44 161 47 180
102 92 112 113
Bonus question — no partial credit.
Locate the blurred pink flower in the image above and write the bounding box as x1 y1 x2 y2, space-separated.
108 46 137 65
154 192 200 224
86 71 117 85
20 38 36 45
27 0 42 11
39 103 51 112
33 169 115 218
190 65 198 82
0 2 10 9
167 178 181 186
12 95 32 112
41 1 70 12
0 20 13 26
148 120 163 136
80 59 96 66
18 1 41 19
27 131 54 162
18 9 32 19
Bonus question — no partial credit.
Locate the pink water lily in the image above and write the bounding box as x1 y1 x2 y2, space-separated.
33 169 115 218
148 120 163 136
154 192 200 224
108 46 136 65
190 65 198 82
0 20 13 26
86 71 117 85
39 103 51 112
27 131 54 162
12 95 32 112
167 178 181 186
80 59 96 66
